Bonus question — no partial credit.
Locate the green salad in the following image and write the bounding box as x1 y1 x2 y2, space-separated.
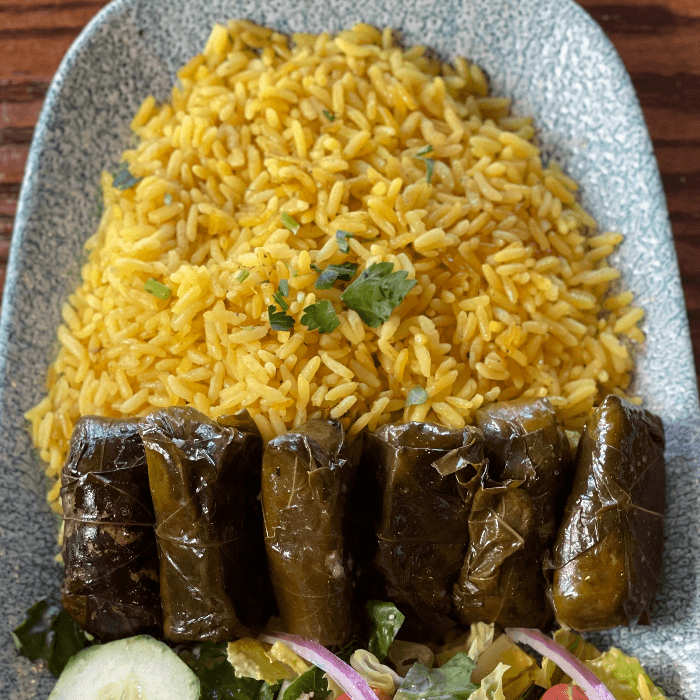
13 599 667 700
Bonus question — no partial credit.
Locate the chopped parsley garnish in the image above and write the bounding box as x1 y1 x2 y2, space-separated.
315 262 359 290
268 304 294 331
164 193 173 206
279 278 289 296
340 262 417 328
323 109 336 122
272 291 289 311
423 158 435 184
301 300 340 333
414 145 435 184
144 278 172 300
112 163 142 190
336 229 354 253
237 269 250 283
405 386 429 407
281 213 300 234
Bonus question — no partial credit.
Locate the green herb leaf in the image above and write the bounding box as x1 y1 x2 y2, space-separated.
395 653 478 700
315 262 359 290
268 305 295 331
323 109 336 122
405 386 429 407
279 278 289 297
424 158 435 184
367 601 405 662
12 599 92 677
301 300 340 333
179 642 282 700
413 147 435 184
144 278 172 300
336 229 355 254
282 666 330 700
340 262 417 328
273 291 289 311
310 263 323 273
237 269 250 283
281 213 300 234
112 163 142 190
164 193 173 206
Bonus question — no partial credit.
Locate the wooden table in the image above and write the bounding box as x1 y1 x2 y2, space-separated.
1 0 699 385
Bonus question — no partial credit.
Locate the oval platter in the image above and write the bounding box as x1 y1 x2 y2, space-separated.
0 0 697 696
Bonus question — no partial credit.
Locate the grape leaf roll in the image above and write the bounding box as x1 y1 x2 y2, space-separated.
550 395 665 631
454 398 572 628
60 416 161 641
364 422 487 641
139 407 271 642
261 418 360 646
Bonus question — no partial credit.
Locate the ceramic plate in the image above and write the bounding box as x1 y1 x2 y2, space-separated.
1 0 697 696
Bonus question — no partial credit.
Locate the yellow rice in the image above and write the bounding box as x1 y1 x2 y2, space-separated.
25 21 644 514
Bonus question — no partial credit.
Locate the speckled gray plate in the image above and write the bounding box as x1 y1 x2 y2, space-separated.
0 0 697 697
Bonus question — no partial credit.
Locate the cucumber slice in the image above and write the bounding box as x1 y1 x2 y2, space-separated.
48 635 201 700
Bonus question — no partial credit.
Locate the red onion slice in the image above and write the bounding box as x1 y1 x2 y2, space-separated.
505 628 616 700
259 632 377 700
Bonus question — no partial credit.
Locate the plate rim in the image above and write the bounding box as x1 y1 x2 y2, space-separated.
0 0 696 697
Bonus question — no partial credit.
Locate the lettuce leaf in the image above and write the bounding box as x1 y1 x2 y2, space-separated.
11 598 92 677
467 662 508 700
586 648 668 700
542 631 669 700
227 639 296 684
282 666 330 700
180 641 282 700
395 652 478 700
367 601 405 662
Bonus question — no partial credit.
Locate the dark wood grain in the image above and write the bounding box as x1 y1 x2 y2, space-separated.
0 0 111 302
581 1 700 389
1 0 698 387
